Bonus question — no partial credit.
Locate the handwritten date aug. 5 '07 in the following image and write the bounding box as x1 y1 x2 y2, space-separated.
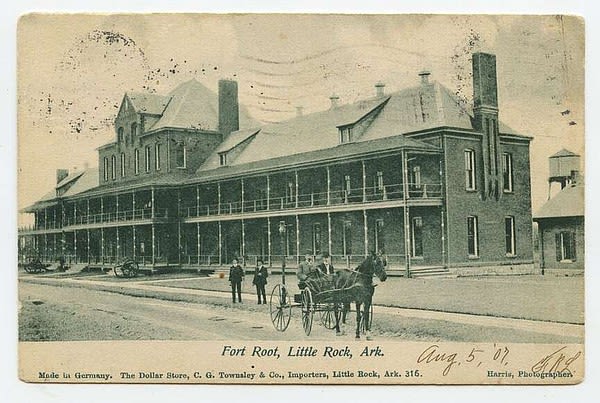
416 344 510 376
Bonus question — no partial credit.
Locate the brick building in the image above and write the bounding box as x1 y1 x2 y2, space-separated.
19 52 535 276
533 149 584 273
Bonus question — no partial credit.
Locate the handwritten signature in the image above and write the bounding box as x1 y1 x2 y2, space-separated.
531 346 582 375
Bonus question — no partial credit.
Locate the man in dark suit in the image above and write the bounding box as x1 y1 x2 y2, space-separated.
252 258 268 304
229 258 245 303
317 252 335 275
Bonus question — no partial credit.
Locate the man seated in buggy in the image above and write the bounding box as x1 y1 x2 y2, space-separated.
296 251 315 290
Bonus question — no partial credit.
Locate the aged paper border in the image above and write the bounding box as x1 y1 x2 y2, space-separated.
4 0 600 402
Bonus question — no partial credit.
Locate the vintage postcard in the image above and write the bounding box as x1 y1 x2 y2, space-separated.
17 14 584 384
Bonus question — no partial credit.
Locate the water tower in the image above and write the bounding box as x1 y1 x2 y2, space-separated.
548 149 581 199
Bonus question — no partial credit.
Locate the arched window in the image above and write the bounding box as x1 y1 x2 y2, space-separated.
117 127 124 143
131 122 137 144
103 157 109 181
134 148 140 175
120 152 126 177
111 155 117 180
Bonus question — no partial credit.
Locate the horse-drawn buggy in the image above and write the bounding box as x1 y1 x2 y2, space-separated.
269 253 387 339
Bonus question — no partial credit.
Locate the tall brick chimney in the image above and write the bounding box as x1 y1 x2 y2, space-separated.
472 52 501 201
56 169 69 184
218 79 239 138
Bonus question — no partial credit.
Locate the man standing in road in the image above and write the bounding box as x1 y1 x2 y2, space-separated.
252 258 268 304
229 258 245 303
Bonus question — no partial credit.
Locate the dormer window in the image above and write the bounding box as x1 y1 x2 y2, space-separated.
118 127 124 143
339 126 353 144
219 152 227 166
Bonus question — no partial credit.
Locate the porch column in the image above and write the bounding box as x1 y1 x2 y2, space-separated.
86 198 90 224
100 197 104 222
44 208 47 230
327 213 332 256
196 185 200 216
266 175 270 211
402 150 411 277
116 227 120 260
61 202 66 228
53 209 56 229
177 190 182 264
151 224 156 266
132 191 136 219
73 203 77 225
326 166 331 205
441 208 446 266
362 160 367 202
100 228 104 264
116 194 119 221
241 219 246 263
151 187 156 219
241 178 245 213
74 230 77 263
267 217 272 267
295 170 299 208
87 229 90 264
196 222 201 265
217 183 222 215
132 225 136 260
44 234 47 261
295 215 300 265
363 210 368 256
218 221 222 266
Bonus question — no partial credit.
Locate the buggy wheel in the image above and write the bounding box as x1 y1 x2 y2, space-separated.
301 288 314 336
113 265 122 277
122 262 139 278
319 304 337 329
269 284 291 332
360 304 375 335
24 265 32 273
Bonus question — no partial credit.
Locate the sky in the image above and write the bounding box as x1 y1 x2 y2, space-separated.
17 14 584 220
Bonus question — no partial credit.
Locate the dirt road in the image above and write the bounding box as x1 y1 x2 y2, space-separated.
19 282 354 341
19 280 583 343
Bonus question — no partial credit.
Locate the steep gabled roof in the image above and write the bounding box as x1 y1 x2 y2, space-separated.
62 168 99 198
127 93 171 115
196 80 524 174
534 183 584 219
197 97 390 171
146 79 258 132
21 167 99 212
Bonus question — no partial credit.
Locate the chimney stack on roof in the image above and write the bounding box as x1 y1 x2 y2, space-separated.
375 81 385 97
296 106 304 117
56 169 69 184
329 94 340 109
218 79 240 138
418 70 431 85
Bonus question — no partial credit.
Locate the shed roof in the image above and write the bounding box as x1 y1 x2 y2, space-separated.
534 183 584 219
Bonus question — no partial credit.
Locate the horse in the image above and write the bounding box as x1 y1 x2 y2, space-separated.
332 252 387 340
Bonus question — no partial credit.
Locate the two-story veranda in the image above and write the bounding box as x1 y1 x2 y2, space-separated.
19 137 444 273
